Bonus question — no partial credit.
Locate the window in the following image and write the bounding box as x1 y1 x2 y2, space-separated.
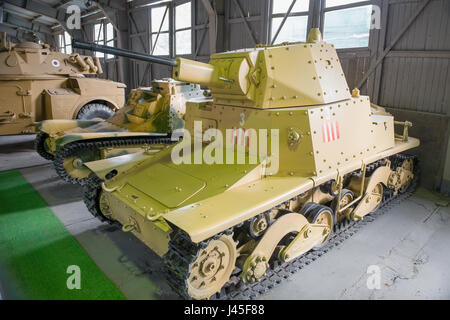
325 0 365 8
175 2 192 55
58 32 72 54
151 5 170 56
270 0 310 44
94 22 115 59
323 0 372 48
150 1 192 56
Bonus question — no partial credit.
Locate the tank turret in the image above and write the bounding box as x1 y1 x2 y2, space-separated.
73 31 350 108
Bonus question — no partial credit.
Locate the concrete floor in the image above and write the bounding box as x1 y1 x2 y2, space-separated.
1 134 450 300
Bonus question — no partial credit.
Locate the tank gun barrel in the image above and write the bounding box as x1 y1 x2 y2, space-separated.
73 40 231 90
72 40 178 67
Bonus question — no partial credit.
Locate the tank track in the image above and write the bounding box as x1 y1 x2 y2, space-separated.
163 154 419 300
54 136 174 185
35 132 55 161
82 174 120 225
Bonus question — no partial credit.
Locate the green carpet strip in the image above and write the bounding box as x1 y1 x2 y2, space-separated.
0 170 125 300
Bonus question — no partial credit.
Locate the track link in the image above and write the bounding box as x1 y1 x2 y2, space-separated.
163 154 419 300
54 136 173 185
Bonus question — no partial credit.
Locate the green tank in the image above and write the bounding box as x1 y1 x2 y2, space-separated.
36 78 207 185
75 29 420 300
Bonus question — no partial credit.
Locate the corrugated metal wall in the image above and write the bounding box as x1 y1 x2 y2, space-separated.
332 0 450 189
378 0 450 115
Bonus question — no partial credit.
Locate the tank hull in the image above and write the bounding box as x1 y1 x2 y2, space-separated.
88 93 419 300
95 95 419 246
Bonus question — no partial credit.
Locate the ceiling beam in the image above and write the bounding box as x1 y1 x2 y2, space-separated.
2 10 53 34
2 1 68 32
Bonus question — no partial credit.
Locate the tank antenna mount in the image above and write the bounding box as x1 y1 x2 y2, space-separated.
307 28 323 43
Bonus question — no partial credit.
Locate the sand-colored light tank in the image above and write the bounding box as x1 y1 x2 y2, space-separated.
36 78 207 185
0 34 125 135
75 29 420 300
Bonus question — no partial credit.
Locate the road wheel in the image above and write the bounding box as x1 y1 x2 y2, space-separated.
331 189 354 224
305 204 334 249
